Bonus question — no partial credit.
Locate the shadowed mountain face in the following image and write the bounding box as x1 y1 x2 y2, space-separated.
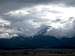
0 35 75 49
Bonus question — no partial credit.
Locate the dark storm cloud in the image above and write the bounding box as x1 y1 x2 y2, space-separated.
0 0 75 6
17 0 60 3
1 0 75 6
0 0 60 3
60 0 75 6
18 0 75 6
0 0 75 15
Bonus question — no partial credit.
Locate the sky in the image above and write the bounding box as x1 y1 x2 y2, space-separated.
0 0 75 38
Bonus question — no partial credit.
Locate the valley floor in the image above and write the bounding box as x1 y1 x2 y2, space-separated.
0 49 75 56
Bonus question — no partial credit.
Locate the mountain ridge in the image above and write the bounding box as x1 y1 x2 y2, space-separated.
0 35 75 49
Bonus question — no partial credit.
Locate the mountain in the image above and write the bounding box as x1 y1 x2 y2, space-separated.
0 35 75 49
0 25 75 49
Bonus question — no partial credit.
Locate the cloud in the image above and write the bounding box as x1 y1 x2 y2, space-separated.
2 4 75 38
0 17 18 38
0 0 75 38
0 0 75 17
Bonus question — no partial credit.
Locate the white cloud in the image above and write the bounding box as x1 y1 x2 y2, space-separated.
4 4 75 38
0 17 18 38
